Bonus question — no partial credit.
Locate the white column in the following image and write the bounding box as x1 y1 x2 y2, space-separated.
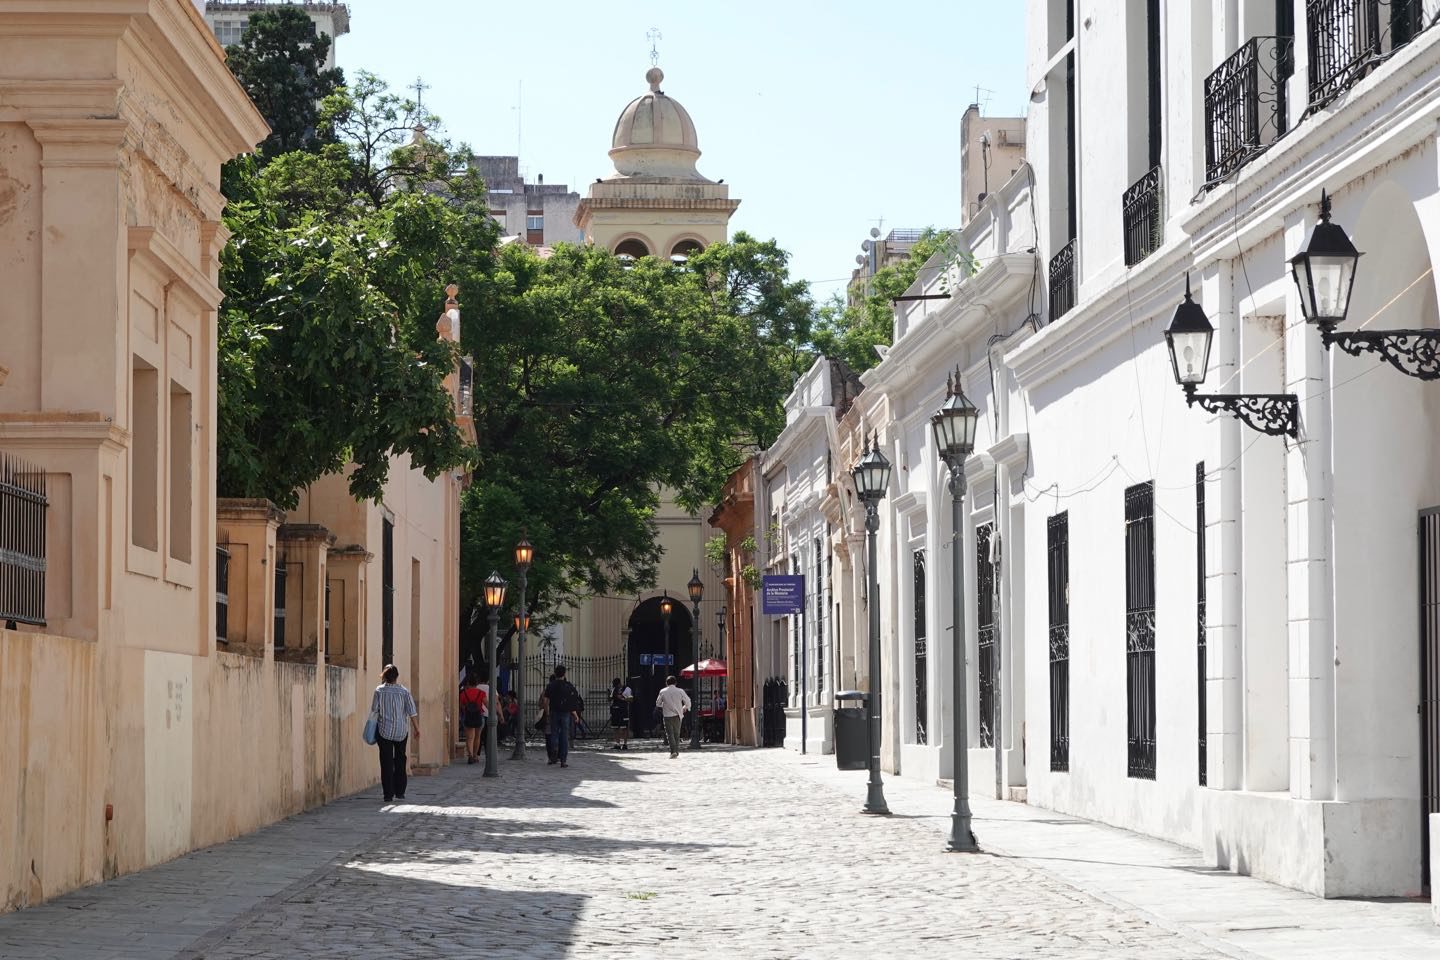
1284 210 1337 802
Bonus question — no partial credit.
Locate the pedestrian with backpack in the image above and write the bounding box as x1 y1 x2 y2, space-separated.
459 674 487 765
540 665 582 768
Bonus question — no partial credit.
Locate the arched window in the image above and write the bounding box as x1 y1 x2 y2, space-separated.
614 238 650 259
670 238 704 261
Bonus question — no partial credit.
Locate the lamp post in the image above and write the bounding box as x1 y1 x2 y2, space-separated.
660 592 673 672
688 569 705 750
1165 274 1300 438
716 605 727 743
511 533 533 759
482 571 507 777
931 369 980 852
851 432 892 815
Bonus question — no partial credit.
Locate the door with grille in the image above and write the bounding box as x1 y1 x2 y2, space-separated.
1419 508 1440 893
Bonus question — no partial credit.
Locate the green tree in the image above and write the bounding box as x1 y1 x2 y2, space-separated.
217 75 493 509
457 236 813 619
811 228 956 373
223 5 344 155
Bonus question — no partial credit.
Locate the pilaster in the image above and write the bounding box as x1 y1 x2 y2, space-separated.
215 499 283 659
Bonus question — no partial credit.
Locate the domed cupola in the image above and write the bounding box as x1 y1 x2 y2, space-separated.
606 68 710 181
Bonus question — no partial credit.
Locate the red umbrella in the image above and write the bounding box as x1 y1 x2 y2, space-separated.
680 658 728 678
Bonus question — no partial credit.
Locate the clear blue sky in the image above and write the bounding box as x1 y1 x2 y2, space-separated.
337 0 1028 300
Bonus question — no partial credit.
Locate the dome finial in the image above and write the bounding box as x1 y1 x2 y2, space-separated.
646 67 664 93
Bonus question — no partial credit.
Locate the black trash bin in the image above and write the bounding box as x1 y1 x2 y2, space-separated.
833 690 868 771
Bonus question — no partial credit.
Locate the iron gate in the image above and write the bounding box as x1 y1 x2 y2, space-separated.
522 652 623 741
1419 508 1440 891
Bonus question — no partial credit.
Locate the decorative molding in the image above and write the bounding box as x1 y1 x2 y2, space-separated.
891 489 926 519
989 433 1030 471
0 80 123 117
127 226 223 309
27 118 128 167
0 414 128 452
963 452 997 487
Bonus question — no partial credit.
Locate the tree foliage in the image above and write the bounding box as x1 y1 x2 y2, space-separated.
811 229 955 373
458 237 813 619
217 72 490 509
223 5 344 155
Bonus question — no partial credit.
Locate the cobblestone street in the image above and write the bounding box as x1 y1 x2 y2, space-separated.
2 743 1436 960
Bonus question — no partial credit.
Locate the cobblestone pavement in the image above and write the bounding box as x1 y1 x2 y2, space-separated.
1 741 1433 959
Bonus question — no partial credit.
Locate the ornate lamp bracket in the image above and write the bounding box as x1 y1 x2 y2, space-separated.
1318 321 1440 381
1183 384 1299 439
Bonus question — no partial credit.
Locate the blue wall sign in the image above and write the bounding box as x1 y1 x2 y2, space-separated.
762 575 805 615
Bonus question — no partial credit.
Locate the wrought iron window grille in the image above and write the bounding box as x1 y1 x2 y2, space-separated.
1196 463 1208 787
913 550 928 746
1203 35 1294 188
273 556 288 652
457 355 474 418
1049 238 1077 322
1122 166 1164 267
1125 482 1157 781
1181 382 1300 438
0 452 48 629
977 524 997 750
216 546 230 645
1305 0 1429 116
1048 513 1070 772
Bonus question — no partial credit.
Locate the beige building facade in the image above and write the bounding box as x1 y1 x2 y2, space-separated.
0 0 464 913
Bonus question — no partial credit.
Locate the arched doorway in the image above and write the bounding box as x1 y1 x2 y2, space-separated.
627 595 695 736
614 237 651 259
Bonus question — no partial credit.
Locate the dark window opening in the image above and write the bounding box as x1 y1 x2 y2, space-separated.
914 549 928 745
977 523 997 749
1048 513 1070 772
1126 482 1157 779
382 517 395 666
1197 463 1208 786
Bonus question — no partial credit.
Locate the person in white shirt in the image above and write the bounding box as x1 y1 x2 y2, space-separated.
654 675 691 759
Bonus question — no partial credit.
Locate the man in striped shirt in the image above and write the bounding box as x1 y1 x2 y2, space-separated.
372 664 420 801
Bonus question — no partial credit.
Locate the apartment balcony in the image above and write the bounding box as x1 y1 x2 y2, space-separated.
1048 238 1076 322
1307 0 1427 109
1122 165 1164 268
1204 36 1294 187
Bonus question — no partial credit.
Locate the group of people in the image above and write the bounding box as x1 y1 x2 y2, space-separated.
366 663 701 802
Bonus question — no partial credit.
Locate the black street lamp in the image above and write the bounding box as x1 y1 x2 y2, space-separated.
1292 192 1437 379
1165 274 1300 438
511 533 533 760
688 569 705 750
660 594 673 680
851 432 892 815
482 571 508 777
931 368 980 853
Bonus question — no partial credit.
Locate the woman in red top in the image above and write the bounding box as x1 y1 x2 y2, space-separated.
459 675 487 765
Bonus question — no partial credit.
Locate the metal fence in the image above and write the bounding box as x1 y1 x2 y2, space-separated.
1047 513 1070 773
521 652 624 740
1 452 47 628
273 556 288 652
761 677 788 747
976 523 997 749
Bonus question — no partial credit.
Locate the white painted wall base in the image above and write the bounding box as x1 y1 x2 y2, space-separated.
1430 814 1438 925
1200 790 1422 898
783 709 834 755
900 743 942 783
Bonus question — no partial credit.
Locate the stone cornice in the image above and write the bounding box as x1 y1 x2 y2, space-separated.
128 226 224 309
28 118 129 166
0 413 129 451
277 523 337 547
963 452 996 488
0 79 123 118
328 545 374 563
216 497 285 525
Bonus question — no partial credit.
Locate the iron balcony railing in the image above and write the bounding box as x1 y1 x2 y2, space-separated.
0 451 47 628
216 546 230 645
1307 0 1427 110
1049 238 1077 321
1122 166 1164 267
1204 35 1294 186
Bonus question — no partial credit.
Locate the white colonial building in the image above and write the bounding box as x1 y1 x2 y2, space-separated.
789 0 1440 912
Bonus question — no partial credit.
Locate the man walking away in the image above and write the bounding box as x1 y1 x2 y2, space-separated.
541 665 582 768
655 675 691 759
